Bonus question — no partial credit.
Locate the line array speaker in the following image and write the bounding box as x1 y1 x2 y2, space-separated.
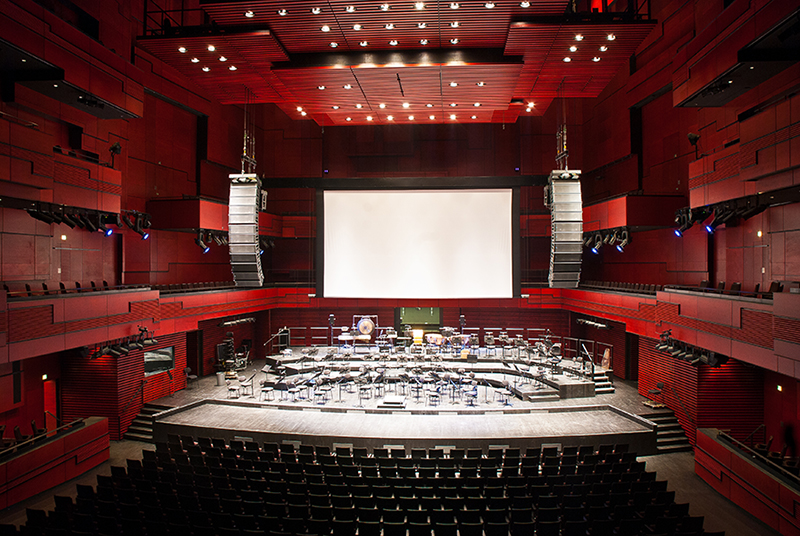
546 170 583 288
228 174 264 287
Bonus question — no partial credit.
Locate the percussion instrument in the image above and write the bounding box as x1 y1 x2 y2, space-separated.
338 334 354 341
357 317 375 336
426 333 444 345
441 327 454 338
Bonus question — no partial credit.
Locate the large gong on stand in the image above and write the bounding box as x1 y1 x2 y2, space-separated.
353 315 379 354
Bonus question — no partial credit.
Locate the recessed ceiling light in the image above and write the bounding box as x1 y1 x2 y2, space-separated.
346 5 356 12
575 34 584 41
330 42 338 47
526 107 532 112
450 21 459 28
178 46 187 53
191 57 199 63
207 45 216 52
278 9 287 16
53 83 58 87
343 84 352 89
244 10 255 18
450 81 458 87
402 102 410 108
367 115 373 121
219 56 227 61
426 103 433 107
471 115 477 119
389 40 398 46
321 25 330 32
528 102 534 108
415 2 425 9
450 114 457 119
356 104 363 108
318 85 326 90
420 39 428 45
593 57 601 62
381 4 390 10
607 34 616 41
346 117 352 121
301 111 307 116
297 106 303 111
599 45 608 52
311 8 322 14
450 103 457 107
474 103 481 107
520 1 531 6
569 45 577 52
202 66 210 71
429 115 435 120
385 23 395 29
379 103 386 109
229 65 237 71
408 115 414 120
450 2 459 8
418 22 427 29
387 115 394 121
476 81 485 87
485 2 495 8
353 24 362 30
333 105 340 109
360 40 368 46
563 57 571 62
450 38 459 44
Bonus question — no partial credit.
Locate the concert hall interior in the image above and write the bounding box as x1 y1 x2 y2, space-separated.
1 0 800 535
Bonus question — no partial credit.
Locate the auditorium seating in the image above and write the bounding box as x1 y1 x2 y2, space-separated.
19 436 721 536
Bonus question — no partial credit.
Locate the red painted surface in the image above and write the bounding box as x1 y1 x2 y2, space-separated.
0 417 109 510
695 428 800 536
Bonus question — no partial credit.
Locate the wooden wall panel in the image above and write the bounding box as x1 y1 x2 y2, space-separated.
697 359 764 443
198 316 258 379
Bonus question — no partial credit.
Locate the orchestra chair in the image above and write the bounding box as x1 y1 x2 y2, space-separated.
184 367 198 389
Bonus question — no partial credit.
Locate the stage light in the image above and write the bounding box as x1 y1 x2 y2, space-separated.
616 229 629 252
61 213 77 228
81 214 97 232
687 133 700 146
583 235 593 247
97 214 113 236
591 233 603 254
195 231 210 253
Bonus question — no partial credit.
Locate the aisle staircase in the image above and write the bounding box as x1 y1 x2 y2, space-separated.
641 410 694 453
123 403 171 443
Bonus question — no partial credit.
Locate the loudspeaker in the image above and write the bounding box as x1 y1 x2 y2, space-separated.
546 170 583 288
228 174 264 287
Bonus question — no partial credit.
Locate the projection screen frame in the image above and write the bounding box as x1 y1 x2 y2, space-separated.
316 186 520 299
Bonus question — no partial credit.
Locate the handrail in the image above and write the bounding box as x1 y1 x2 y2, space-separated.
122 379 147 416
744 423 767 447
0 419 85 459
717 430 800 489
667 384 694 424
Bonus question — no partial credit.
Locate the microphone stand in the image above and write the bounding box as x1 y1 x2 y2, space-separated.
263 327 289 354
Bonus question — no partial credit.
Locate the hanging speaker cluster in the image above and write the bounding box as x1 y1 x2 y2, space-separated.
546 170 583 288
228 174 264 287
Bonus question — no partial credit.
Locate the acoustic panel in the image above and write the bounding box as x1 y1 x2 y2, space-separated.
547 170 583 288
229 174 264 287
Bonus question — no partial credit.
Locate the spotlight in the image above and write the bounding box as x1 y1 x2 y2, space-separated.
28 210 55 224
195 231 210 254
687 133 700 146
616 229 629 252
71 214 85 229
674 209 692 237
97 214 113 236
60 213 77 228
591 233 603 254
655 340 669 351
213 234 223 246
583 235 593 247
81 214 97 232
740 204 767 220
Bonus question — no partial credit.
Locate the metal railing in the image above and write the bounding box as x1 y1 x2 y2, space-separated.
0 419 85 459
717 430 800 489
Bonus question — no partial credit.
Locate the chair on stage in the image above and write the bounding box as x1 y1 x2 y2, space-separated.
260 382 275 401
226 380 240 399
465 381 478 406
184 367 198 389
239 372 256 396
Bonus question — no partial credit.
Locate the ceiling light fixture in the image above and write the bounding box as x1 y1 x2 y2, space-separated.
450 81 458 87
575 34 584 41
402 102 410 108
563 57 571 62
356 103 363 108
473 103 481 107
429 115 435 120
471 115 477 119
389 40 398 46
178 46 186 53
569 45 577 52
379 103 386 109
343 84 352 89
346 117 352 121
300 111 307 116
593 57 601 62
607 34 616 41
387 115 394 121
202 66 210 71
330 42 338 47
408 115 414 120
385 23 394 29
321 25 330 32
345 5 356 12
450 21 459 28
353 24 362 30
360 40 368 46
219 56 227 61
191 57 199 63
332 105 340 109
520 1 531 6
426 103 433 107
297 106 303 111
207 45 216 51
311 7 321 14
599 45 608 52
450 114 457 119
381 4 390 10
228 65 237 71
318 85 326 90
415 2 425 9
451 2 459 8
418 22 427 28
485 2 495 8
366 115 373 121
526 107 532 112
450 38 459 44
450 103 457 107
244 10 254 18
420 39 428 45
476 81 485 87
278 9 287 16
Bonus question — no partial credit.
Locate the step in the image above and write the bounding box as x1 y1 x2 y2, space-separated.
656 423 684 432
131 417 153 426
657 436 692 446
126 424 153 435
595 387 616 394
657 443 694 453
124 432 153 442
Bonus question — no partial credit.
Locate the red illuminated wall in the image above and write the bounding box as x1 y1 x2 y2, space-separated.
0 353 60 439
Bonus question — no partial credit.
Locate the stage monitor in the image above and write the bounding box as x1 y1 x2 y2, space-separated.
321 189 516 299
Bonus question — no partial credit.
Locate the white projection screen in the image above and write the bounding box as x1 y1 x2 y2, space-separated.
322 189 514 299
